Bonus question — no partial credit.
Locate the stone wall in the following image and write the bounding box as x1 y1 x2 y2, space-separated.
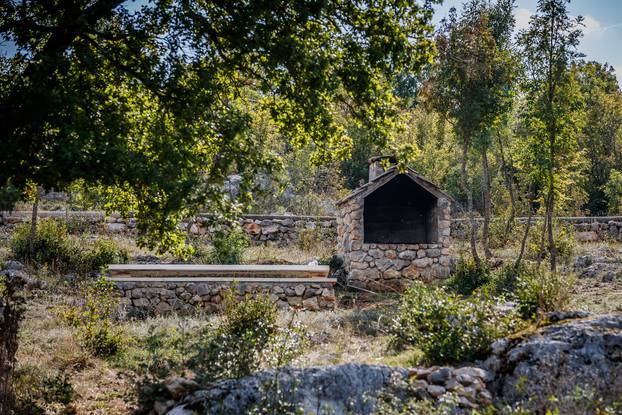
114 280 337 317
451 216 622 242
0 211 337 246
239 215 336 245
336 196 452 291
6 210 622 246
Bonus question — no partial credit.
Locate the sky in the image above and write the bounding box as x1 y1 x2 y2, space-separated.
433 0 622 84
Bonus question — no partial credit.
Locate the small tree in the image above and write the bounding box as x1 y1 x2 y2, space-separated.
517 0 585 271
425 0 518 262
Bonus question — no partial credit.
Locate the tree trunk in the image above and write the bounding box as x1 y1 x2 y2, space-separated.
481 148 492 259
460 135 480 264
537 208 548 267
516 184 535 269
0 276 25 414
547 177 557 271
496 134 517 243
29 189 40 261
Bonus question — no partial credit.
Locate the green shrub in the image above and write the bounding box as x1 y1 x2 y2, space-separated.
10 219 128 275
11 219 72 271
390 282 520 364
298 226 322 252
526 223 576 265
445 256 491 295
189 290 306 385
60 277 123 357
208 228 250 264
81 238 129 273
513 265 575 319
12 368 75 415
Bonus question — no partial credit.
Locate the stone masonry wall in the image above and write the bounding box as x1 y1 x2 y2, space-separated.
451 216 622 243
336 197 452 291
0 211 337 246
115 280 336 317
6 211 622 246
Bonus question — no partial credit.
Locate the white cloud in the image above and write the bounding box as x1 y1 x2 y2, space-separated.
581 15 605 38
515 8 533 32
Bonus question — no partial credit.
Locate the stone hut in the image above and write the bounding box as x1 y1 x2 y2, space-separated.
336 156 452 291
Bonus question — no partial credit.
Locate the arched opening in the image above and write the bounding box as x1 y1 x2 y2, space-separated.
363 174 438 244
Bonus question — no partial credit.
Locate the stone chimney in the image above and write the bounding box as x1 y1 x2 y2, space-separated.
368 156 397 182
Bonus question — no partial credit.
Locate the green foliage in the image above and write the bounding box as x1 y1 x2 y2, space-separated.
526 222 577 265
189 290 306 385
298 226 324 252
208 228 250 265
60 277 123 357
1 0 438 255
376 390 462 415
445 256 492 295
12 368 74 415
390 282 520 364
486 262 575 319
574 61 622 215
10 219 128 275
604 169 622 215
488 263 524 297
512 266 575 319
0 184 21 211
517 0 586 269
11 220 70 270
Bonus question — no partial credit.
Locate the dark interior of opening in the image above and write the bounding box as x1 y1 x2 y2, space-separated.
364 174 438 244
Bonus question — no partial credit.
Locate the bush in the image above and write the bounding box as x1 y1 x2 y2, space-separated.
208 228 250 264
487 262 523 296
12 368 75 415
390 282 520 364
11 219 71 270
445 256 491 295
189 290 306 385
10 219 128 275
526 223 576 266
513 265 575 319
60 277 123 357
81 238 129 273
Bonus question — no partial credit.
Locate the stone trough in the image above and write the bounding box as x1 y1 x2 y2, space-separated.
108 264 337 317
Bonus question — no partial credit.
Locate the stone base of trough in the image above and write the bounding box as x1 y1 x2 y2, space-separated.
114 280 337 317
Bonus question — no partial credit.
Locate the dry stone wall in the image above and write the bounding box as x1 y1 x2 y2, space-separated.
115 280 336 317
5 211 622 246
451 216 622 242
0 211 336 246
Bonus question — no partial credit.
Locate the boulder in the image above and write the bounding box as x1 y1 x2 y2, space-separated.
485 314 622 411
576 231 599 242
165 364 409 415
165 377 200 400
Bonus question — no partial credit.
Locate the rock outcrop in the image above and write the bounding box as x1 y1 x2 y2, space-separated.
485 314 622 411
163 364 493 415
574 247 622 281
165 364 408 415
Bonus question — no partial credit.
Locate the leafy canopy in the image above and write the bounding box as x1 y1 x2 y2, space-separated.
0 0 438 254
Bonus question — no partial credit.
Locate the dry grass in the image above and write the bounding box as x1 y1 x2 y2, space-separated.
15 291 136 414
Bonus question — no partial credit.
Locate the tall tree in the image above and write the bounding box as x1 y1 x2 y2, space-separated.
573 61 622 215
425 0 517 262
517 0 584 271
0 0 438 254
